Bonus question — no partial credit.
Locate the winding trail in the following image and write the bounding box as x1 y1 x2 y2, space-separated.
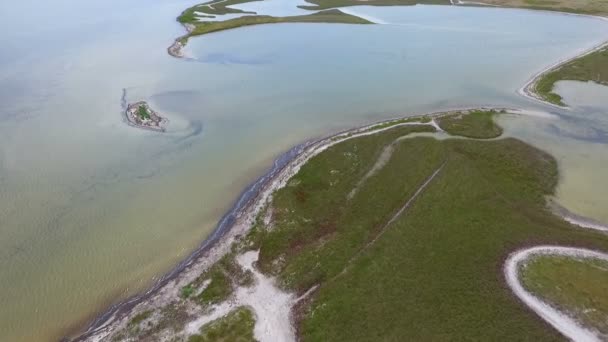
504 246 608 342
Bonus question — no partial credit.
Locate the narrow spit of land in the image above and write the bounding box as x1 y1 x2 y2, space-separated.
473 0 608 18
80 109 608 342
524 45 608 107
168 9 372 58
507 246 608 341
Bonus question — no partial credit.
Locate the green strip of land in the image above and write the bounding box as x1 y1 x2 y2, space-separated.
107 112 608 341
534 46 608 106
176 9 372 46
520 255 608 335
178 0 261 22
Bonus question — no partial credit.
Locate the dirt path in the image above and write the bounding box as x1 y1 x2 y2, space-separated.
185 250 296 341
332 161 446 282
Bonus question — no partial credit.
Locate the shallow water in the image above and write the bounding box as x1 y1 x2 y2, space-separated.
499 80 608 224
1 2 608 341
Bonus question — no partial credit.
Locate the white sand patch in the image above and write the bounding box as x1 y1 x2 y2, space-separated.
504 246 608 342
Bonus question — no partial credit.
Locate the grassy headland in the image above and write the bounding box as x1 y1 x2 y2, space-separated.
532 46 608 106
520 255 608 335
437 109 503 138
174 9 372 49
102 112 608 341
178 0 260 23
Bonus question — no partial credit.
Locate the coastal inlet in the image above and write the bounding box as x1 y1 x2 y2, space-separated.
125 101 167 132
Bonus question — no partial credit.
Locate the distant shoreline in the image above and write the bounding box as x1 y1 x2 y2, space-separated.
519 39 608 108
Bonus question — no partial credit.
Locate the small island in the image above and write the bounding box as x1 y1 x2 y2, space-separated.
125 101 167 132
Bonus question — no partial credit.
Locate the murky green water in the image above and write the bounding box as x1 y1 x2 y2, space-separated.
1 1 607 340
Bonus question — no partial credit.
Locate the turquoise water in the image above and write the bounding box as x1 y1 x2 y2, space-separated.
1 1 607 340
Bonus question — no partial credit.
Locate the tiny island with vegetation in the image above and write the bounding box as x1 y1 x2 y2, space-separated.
125 102 167 132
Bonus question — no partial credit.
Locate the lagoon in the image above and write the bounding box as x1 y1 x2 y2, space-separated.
1 1 608 340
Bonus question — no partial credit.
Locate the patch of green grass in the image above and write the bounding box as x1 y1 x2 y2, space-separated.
137 105 150 120
535 47 608 106
188 307 256 342
481 0 608 18
520 255 608 334
179 249 255 307
437 110 503 139
365 116 423 132
178 9 371 46
181 284 195 298
296 137 608 341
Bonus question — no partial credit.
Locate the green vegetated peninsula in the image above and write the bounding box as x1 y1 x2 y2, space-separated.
100 110 608 341
298 0 448 10
530 46 608 106
169 0 608 110
520 254 608 335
